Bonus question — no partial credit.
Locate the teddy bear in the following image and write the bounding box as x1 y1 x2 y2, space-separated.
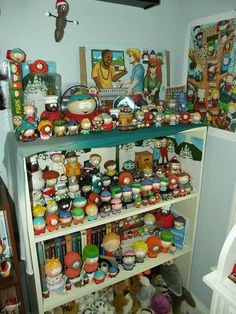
112 278 141 314
136 275 156 309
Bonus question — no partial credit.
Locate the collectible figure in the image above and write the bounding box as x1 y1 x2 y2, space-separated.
59 210 72 227
44 258 65 294
67 181 80 199
0 259 11 278
55 182 68 200
102 232 120 257
38 119 53 139
54 119 66 137
32 204 46 218
160 230 174 253
6 48 26 62
49 152 65 176
104 160 117 179
18 120 38 142
91 174 102 194
178 172 192 194
156 205 174 229
85 203 98 221
152 139 161 167
168 156 181 175
80 118 91 134
144 213 156 235
43 170 60 188
66 119 79 135
40 95 64 122
64 92 100 124
119 172 133 186
108 265 119 278
71 207 84 224
93 270 106 284
102 113 113 131
152 177 161 193
132 241 148 263
33 217 46 235
46 199 58 214
122 250 136 271
111 198 123 214
84 153 102 176
82 244 99 277
64 251 82 286
57 197 71 212
92 114 104 132
72 196 87 209
146 236 162 258
80 180 92 198
23 103 38 127
65 151 83 181
45 213 60 231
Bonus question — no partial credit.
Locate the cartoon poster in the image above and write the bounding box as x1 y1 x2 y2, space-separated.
79 45 170 102
184 11 236 132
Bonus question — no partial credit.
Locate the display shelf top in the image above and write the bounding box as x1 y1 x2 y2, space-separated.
6 124 204 158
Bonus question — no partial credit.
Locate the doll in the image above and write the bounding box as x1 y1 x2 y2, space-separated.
146 236 162 258
132 240 148 263
38 119 53 139
40 95 64 122
66 119 79 135
122 250 136 270
85 203 98 221
44 258 65 294
65 151 83 181
82 244 99 277
64 251 82 286
71 207 84 224
43 170 60 189
102 232 120 258
54 119 67 137
49 152 65 177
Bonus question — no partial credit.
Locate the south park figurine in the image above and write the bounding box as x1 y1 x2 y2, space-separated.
146 236 162 258
44 258 65 294
102 232 120 258
40 95 64 122
38 119 53 139
71 207 85 224
132 241 148 263
65 151 83 181
122 250 136 271
64 251 82 286
160 230 174 253
64 92 100 124
82 244 99 277
85 203 98 221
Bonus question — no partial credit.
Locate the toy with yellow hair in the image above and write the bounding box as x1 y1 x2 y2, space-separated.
44 258 65 294
132 240 148 263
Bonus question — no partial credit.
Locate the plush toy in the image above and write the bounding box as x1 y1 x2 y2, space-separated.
137 276 156 309
157 261 196 314
113 278 140 314
150 294 172 314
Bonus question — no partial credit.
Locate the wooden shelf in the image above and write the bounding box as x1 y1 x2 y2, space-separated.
34 193 198 243
44 246 191 311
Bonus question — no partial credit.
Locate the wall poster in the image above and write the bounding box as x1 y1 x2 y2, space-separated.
183 10 236 132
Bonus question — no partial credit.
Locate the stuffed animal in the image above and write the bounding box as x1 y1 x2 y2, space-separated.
113 278 141 314
150 294 172 314
137 276 156 309
157 261 196 314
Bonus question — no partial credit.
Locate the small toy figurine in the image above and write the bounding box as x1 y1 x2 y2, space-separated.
6 48 26 62
64 92 100 124
32 204 47 218
104 160 117 179
3 297 20 314
144 213 156 234
43 170 60 188
45 0 79 43
64 251 82 286
84 153 102 176
80 118 91 134
68 181 80 199
82 244 99 277
38 119 54 139
85 203 98 221
50 152 65 177
67 119 79 135
0 258 11 278
122 250 136 270
146 236 162 258
33 217 46 235
80 180 92 198
71 207 84 224
57 197 71 212
45 213 60 231
44 258 65 294
111 198 123 215
102 232 120 257
59 210 72 227
228 263 236 283
132 241 148 263
93 270 106 284
72 196 87 209
160 137 171 164
156 205 175 229
92 114 104 132
41 95 64 122
65 151 83 181
23 103 38 127
152 139 161 167
160 230 174 253
54 119 66 137
18 120 38 142
102 113 113 131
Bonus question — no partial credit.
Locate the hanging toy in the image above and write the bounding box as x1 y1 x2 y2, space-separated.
45 0 79 43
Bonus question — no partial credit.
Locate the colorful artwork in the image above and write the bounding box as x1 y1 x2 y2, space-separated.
184 11 236 132
80 46 169 101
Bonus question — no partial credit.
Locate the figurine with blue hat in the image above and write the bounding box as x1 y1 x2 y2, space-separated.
18 119 38 141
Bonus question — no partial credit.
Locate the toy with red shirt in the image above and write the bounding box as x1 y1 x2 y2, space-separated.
156 205 175 229
40 95 64 122
101 232 121 258
82 244 99 278
64 251 82 286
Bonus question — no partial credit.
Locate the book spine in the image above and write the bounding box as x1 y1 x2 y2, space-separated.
77 233 82 256
49 240 56 258
55 237 63 263
44 241 51 260
37 242 47 290
86 228 92 245
61 237 66 258
106 223 112 234
71 233 79 253
65 234 72 253
80 230 87 254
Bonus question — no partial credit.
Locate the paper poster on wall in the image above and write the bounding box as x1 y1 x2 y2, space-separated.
183 11 236 132
79 45 170 102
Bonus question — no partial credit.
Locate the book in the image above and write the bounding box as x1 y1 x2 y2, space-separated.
55 237 63 262
86 228 92 245
65 234 72 253
106 223 112 234
77 233 82 255
37 242 47 290
44 241 51 260
71 233 79 253
80 230 87 253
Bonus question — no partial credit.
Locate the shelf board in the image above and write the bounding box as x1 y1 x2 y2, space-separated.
8 125 205 159
34 192 198 243
43 246 191 311
203 270 236 308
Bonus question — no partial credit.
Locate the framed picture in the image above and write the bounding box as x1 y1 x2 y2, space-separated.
79 45 170 100
182 10 236 132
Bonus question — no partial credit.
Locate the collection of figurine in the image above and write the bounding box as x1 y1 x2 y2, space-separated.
29 148 192 235
14 87 202 141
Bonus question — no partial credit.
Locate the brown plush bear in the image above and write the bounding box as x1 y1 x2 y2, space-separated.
113 278 141 314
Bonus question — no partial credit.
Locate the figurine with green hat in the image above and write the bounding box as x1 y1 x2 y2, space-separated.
82 244 99 278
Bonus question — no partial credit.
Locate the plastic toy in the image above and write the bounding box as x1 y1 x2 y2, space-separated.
71 207 84 224
44 258 65 294
85 203 98 221
0 259 11 278
54 119 66 137
18 119 38 142
46 213 60 231
146 236 162 258
2 297 20 314
111 198 122 214
104 160 117 178
80 118 91 134
65 151 83 181
50 152 65 176
80 180 92 198
33 217 46 235
68 181 80 199
82 244 99 276
84 153 102 176
38 119 53 139
93 270 106 284
64 251 82 286
59 211 72 227
156 205 174 229
45 0 79 43
43 170 60 188
102 232 120 257
135 151 153 172
64 92 100 124
108 265 119 278
131 241 148 263
160 230 174 253
72 196 87 209
40 95 64 122
144 213 156 234
91 174 102 194
66 119 79 135
122 250 136 270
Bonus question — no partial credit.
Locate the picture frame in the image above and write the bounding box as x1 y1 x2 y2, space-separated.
182 10 236 132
